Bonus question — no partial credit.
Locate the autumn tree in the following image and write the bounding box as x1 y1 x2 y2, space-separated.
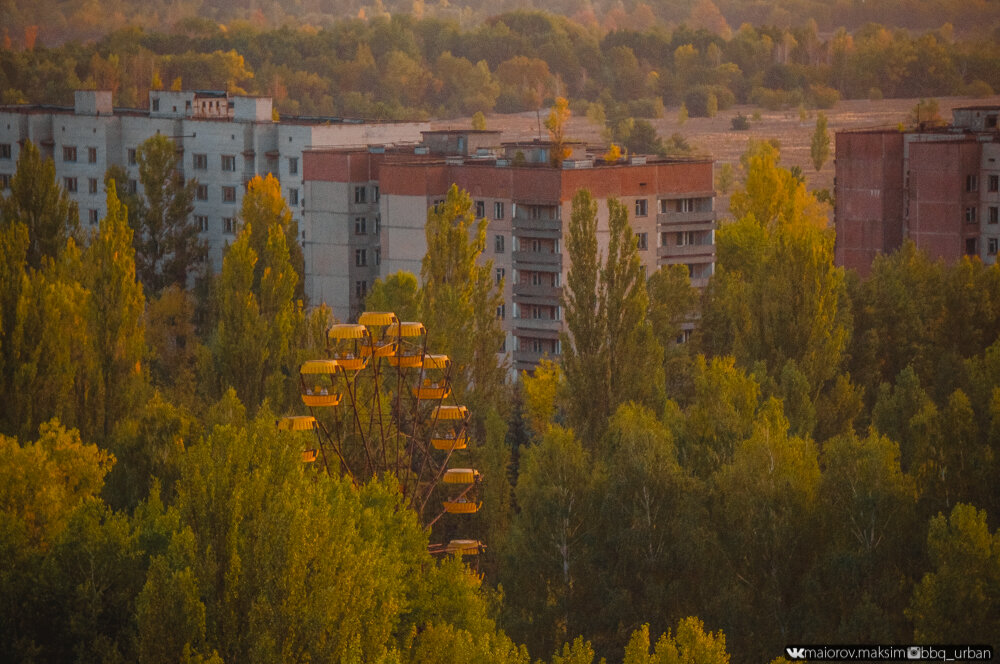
240 174 305 302
545 96 572 166
0 140 79 269
83 181 147 440
702 143 849 411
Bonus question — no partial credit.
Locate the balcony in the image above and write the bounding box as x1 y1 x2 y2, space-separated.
657 211 715 227
513 250 562 269
512 317 563 333
514 350 560 368
658 244 715 259
513 283 562 299
513 214 561 232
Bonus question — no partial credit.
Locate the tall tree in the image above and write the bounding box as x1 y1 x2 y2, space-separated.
132 134 206 293
561 191 663 443
420 184 506 416
560 189 605 439
240 174 305 301
0 140 79 269
702 143 849 400
810 112 830 172
84 181 147 440
211 220 300 412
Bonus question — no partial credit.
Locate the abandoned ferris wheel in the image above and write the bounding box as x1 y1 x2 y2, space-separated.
277 311 484 558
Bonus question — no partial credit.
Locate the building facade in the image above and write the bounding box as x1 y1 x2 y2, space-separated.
835 106 1000 275
0 89 429 269
304 131 715 371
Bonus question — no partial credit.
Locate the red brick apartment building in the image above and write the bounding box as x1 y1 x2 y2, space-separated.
303 130 715 371
835 106 1000 276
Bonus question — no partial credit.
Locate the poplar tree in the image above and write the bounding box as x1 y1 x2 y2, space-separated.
133 134 205 293
561 190 663 442
420 184 506 416
84 181 146 440
1 140 79 269
810 112 830 171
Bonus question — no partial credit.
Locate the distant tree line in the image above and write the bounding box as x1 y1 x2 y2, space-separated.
1 12 998 127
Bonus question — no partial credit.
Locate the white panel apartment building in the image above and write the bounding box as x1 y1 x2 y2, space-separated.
0 90 429 271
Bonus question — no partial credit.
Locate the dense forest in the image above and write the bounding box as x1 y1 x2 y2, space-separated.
2 121 999 662
3 0 1000 46
2 11 1000 125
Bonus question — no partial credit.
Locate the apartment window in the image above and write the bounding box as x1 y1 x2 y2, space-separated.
374 216 381 235
63 177 77 193
151 98 160 112
128 148 137 165
84 147 96 164
354 186 367 203
659 199 669 214
375 248 381 266
193 153 208 170
88 209 99 225
636 232 648 250
63 146 77 162
222 186 237 203
288 157 298 175
966 206 978 224
475 200 486 218
355 249 367 267
494 202 505 219
266 156 278 173
354 217 367 235
223 217 235 234
88 178 98 194
196 184 208 201
196 215 209 232
495 234 505 253
0 174 10 189
0 144 10 159
680 198 695 213
676 231 691 246
635 199 648 216
531 271 542 286
288 188 299 206
355 280 367 298
373 185 380 202
496 267 505 285
967 174 978 192
432 199 444 213
991 207 999 224
989 238 999 255
221 155 236 172
990 175 999 192
965 238 978 255
497 304 505 320
128 179 138 195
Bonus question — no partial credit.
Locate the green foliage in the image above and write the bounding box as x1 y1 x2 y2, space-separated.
420 184 507 417
810 112 830 171
561 191 662 443
132 134 206 294
366 270 421 322
84 181 147 440
907 504 1000 641
1 140 80 270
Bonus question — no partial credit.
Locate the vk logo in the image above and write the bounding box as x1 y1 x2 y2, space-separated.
786 647 807 659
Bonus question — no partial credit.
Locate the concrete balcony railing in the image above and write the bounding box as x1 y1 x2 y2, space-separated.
657 244 716 259
657 211 715 225
512 318 563 333
514 350 560 367
512 283 562 299
512 250 561 268
512 215 561 232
